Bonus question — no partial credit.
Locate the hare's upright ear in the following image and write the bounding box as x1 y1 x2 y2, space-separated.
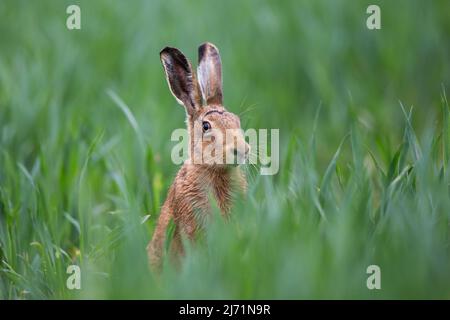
160 47 202 116
197 42 223 105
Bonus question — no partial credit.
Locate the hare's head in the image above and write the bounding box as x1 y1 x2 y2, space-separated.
160 43 249 167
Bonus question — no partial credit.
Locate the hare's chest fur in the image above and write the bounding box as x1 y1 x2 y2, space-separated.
171 164 246 234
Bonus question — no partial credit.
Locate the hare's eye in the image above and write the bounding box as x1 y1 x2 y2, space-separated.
202 121 211 132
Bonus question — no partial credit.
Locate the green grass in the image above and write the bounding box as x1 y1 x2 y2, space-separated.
1 0 450 299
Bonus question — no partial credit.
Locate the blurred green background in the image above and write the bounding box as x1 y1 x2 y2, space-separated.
0 0 450 299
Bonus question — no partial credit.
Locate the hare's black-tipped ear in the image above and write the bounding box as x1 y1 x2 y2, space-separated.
160 47 202 115
197 42 223 105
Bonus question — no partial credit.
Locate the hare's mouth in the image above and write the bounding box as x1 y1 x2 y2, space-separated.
198 147 249 166
228 150 249 167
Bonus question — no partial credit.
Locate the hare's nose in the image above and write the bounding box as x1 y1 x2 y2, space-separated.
232 144 250 158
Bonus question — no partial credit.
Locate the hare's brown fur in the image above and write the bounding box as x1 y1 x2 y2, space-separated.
147 43 249 269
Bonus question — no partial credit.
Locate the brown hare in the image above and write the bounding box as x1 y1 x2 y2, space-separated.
147 43 250 270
